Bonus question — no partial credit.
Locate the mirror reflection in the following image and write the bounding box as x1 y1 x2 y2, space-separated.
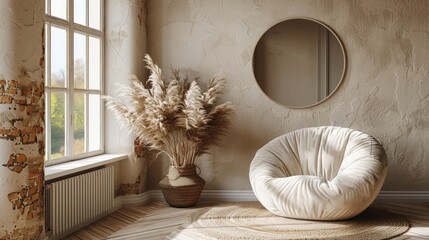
253 18 346 108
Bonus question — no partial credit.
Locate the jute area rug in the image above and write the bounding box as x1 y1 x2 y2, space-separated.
167 201 409 240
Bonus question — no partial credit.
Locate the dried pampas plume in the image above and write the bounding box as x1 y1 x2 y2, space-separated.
104 54 234 166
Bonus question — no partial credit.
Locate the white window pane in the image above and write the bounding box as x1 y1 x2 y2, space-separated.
51 26 67 88
74 0 86 26
51 92 66 159
88 94 101 151
45 24 49 87
89 37 100 90
46 0 104 161
74 93 86 154
89 0 101 30
51 0 67 20
74 33 86 89
45 93 49 161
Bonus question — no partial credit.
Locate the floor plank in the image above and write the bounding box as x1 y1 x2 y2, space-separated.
63 201 429 239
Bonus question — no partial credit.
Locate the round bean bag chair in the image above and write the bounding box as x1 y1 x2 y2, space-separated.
249 126 387 220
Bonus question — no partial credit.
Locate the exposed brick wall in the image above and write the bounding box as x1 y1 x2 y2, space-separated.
0 225 43 240
0 77 45 239
115 176 142 196
115 139 147 197
0 1 45 239
0 25 45 240
134 138 146 158
3 153 27 173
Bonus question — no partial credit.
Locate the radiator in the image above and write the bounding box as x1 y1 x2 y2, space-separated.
46 166 114 238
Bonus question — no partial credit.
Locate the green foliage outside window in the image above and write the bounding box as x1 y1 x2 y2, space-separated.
50 60 85 157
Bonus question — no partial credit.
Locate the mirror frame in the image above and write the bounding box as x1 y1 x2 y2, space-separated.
252 17 347 109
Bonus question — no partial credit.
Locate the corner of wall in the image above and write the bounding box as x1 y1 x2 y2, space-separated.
104 0 149 196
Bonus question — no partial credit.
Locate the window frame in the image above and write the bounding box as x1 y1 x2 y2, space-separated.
45 0 104 166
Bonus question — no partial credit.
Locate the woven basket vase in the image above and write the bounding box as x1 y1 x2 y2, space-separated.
159 165 205 208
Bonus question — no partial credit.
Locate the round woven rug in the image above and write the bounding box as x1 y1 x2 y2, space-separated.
168 201 409 240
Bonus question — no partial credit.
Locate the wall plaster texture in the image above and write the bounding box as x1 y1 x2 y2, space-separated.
0 1 149 238
0 0 45 239
105 0 149 195
147 0 429 191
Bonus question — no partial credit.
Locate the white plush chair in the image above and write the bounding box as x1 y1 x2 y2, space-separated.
249 126 387 220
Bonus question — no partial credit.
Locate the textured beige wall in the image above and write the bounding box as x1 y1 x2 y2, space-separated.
105 0 148 195
147 0 429 191
0 0 45 238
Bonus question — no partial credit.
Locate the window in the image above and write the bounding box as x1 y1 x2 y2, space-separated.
45 0 103 165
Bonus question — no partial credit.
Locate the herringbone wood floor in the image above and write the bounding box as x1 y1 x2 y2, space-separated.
63 201 429 240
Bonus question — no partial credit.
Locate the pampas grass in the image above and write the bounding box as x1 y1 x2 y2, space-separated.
104 54 234 167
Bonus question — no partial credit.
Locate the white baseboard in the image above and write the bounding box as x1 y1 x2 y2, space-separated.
117 190 429 207
146 190 164 202
376 191 429 201
114 191 152 208
141 190 258 203
199 190 257 202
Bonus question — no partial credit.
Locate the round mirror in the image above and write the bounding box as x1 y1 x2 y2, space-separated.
253 18 346 108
